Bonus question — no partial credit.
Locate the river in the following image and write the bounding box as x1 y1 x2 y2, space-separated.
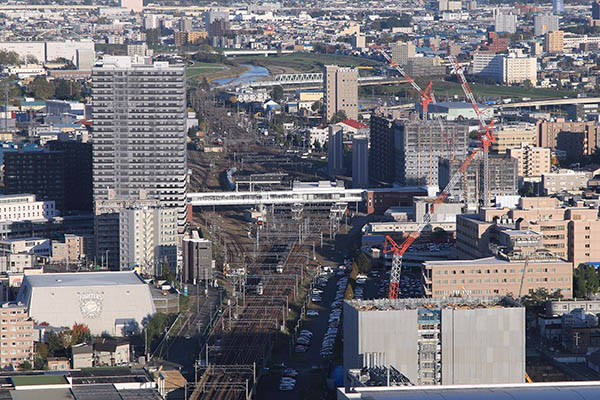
213 63 270 86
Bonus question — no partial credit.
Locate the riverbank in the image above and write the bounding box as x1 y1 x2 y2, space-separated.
234 52 381 74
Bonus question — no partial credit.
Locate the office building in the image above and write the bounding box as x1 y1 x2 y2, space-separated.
545 30 565 53
182 231 213 284
17 271 156 336
508 144 551 178
92 56 187 232
391 42 416 66
352 135 369 189
425 256 572 298
395 120 469 188
4 141 92 215
0 302 34 370
0 194 57 223
439 154 518 210
344 298 525 386
121 0 143 12
541 169 590 195
456 197 600 267
494 13 517 34
553 0 564 13
119 204 178 276
491 124 538 153
324 65 358 121
534 14 560 36
328 125 344 177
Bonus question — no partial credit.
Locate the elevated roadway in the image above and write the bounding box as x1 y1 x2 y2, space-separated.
493 97 600 109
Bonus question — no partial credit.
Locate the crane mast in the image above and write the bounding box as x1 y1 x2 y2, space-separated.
448 55 496 207
384 149 479 298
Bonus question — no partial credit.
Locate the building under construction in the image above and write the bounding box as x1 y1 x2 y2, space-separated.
369 117 469 187
343 297 525 387
439 153 518 210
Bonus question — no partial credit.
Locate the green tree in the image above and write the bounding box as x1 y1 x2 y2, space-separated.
161 262 176 283
21 361 33 370
46 331 62 357
54 79 82 100
523 79 533 91
574 264 599 299
0 49 19 65
145 28 161 46
143 313 169 349
356 253 371 274
311 100 321 113
34 356 47 370
330 110 347 124
28 76 55 99
272 85 284 101
199 77 210 91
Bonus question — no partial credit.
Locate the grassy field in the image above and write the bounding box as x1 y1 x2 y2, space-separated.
366 78 579 101
186 61 226 80
234 52 381 73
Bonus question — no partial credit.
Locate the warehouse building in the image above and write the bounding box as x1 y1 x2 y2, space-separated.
17 271 155 336
343 297 525 386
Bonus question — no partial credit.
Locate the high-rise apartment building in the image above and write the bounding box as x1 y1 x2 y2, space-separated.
92 56 187 232
545 30 564 53
534 14 560 36
119 204 178 276
395 120 469 188
0 302 34 370
352 135 369 189
369 115 396 184
494 13 517 34
324 65 358 121
391 41 416 66
473 52 536 84
508 144 550 178
537 120 600 160
179 17 193 33
344 298 525 386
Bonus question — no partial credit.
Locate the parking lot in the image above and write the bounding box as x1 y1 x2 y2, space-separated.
357 267 425 300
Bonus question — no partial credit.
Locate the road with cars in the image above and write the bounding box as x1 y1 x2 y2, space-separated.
259 265 348 399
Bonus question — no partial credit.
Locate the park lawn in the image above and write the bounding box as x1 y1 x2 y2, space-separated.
186 62 226 80
235 52 381 73
420 79 578 100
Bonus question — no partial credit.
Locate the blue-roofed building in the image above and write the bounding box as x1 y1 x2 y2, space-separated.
0 141 42 167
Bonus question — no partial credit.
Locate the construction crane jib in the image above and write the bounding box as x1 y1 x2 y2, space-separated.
383 149 479 299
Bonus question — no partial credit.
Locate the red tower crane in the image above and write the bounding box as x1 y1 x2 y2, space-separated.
448 55 496 206
384 149 479 298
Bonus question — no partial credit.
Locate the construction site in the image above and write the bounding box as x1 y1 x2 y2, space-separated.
177 46 515 399
343 297 526 387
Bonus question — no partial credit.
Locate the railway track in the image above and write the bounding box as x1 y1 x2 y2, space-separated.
190 211 324 400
